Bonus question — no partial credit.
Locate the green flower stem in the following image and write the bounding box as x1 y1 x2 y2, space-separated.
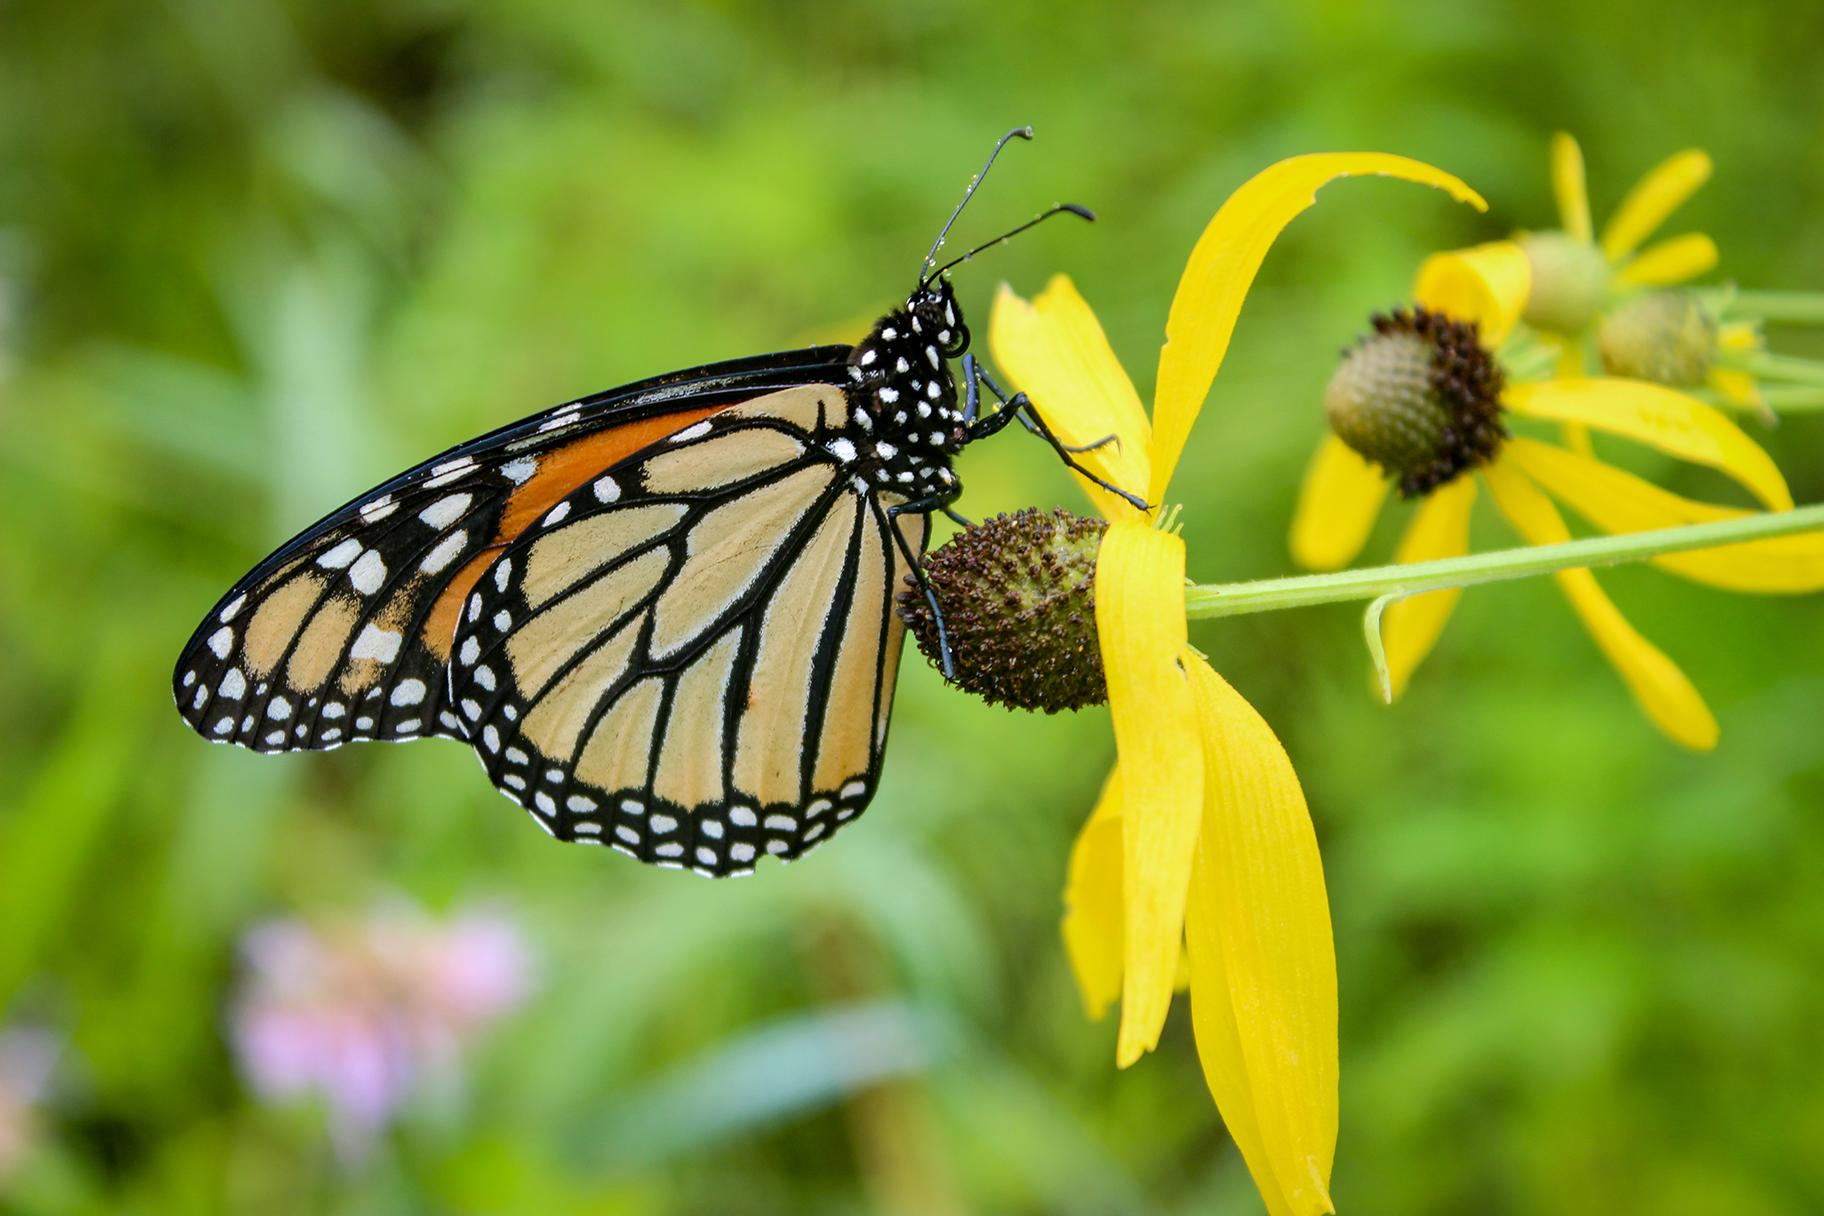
1184 503 1824 700
1719 350 1824 387
1185 503 1824 620
1722 290 1824 324
1754 385 1824 412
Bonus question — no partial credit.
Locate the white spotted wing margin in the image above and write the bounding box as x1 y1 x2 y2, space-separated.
171 347 849 755
448 385 927 878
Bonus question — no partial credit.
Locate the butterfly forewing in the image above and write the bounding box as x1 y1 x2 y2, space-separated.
172 350 848 753
447 385 926 875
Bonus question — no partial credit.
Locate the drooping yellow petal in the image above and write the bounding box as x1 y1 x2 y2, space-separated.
1551 132 1593 243
1599 149 1713 263
1482 461 1719 749
989 278 1153 520
1504 378 1793 510
1062 768 1126 1021
1186 850 1300 1216
1413 241 1532 345
1505 437 1824 592
1382 475 1478 698
1613 233 1719 287
1289 436 1389 571
1150 154 1486 503
1095 522 1203 1065
1184 654 1338 1214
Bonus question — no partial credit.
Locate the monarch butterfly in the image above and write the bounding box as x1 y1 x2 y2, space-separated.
173 128 1139 876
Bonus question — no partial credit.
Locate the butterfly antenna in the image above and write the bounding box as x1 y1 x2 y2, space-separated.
925 203 1096 282
921 126 1034 284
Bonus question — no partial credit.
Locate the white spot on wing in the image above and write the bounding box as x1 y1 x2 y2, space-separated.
318 538 363 569
219 594 247 622
501 456 539 484
350 624 402 663
218 669 246 700
593 476 620 503
390 678 426 707
419 493 473 530
349 550 388 596
419 531 468 575
427 457 475 487
542 501 571 527
207 627 234 659
668 420 713 444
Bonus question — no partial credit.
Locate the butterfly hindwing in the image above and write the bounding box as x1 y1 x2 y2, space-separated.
172 349 849 753
447 384 927 875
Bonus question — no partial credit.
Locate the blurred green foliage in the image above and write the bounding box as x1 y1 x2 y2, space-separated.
3 0 1822 1212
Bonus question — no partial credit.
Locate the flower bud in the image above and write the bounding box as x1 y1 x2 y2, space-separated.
1518 231 1611 333
896 508 1107 712
1597 290 1717 385
1325 306 1506 497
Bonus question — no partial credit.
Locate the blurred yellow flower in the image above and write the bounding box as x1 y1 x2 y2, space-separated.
993 153 1485 1216
1290 240 1824 750
1523 134 1716 333
1524 133 1766 410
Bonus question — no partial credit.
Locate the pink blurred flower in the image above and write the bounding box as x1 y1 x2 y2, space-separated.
0 1028 57 1185
230 903 529 1161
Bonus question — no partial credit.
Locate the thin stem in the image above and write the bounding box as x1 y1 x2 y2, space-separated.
1718 350 1824 388
1184 503 1824 619
1721 290 1824 324
1755 385 1824 412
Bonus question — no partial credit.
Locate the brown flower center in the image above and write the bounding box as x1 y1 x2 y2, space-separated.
896 508 1107 712
1325 305 1507 497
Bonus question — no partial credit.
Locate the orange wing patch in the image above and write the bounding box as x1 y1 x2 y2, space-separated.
418 405 729 661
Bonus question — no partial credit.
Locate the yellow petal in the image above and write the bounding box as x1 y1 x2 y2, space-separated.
1289 436 1389 570
1504 378 1793 510
1613 233 1719 287
1062 768 1126 1021
1382 475 1477 698
1184 654 1338 1214
989 277 1153 520
1482 461 1719 749
1707 366 1763 408
1096 522 1203 1065
1505 437 1824 592
1413 241 1532 345
1551 132 1593 243
1185 852 1300 1216
1599 149 1713 263
1151 154 1486 502
1717 321 1759 353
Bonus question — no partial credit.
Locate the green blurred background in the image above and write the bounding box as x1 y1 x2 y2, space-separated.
3 1 1822 1212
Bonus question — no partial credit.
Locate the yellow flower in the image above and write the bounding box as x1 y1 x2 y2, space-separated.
993 154 1485 1216
1526 133 1764 409
1290 240 1824 750
1524 133 1716 332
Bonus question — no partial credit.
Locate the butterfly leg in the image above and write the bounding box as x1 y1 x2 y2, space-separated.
966 361 1117 453
963 365 1150 512
885 490 964 680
